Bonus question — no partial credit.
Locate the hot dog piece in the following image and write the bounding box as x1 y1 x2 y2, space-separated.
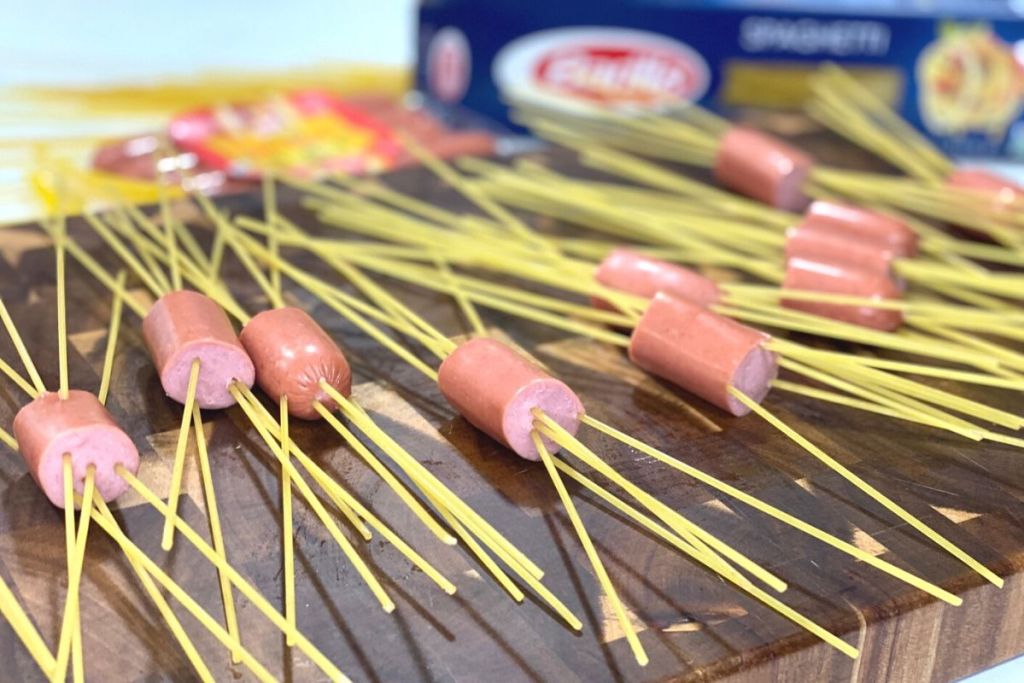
629 293 778 416
782 257 903 331
437 338 585 460
142 290 255 409
239 307 352 420
785 224 898 277
13 390 140 508
713 127 814 211
803 201 918 257
947 169 1024 212
594 248 721 309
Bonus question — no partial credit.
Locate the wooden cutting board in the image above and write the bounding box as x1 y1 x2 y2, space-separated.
0 132 1022 683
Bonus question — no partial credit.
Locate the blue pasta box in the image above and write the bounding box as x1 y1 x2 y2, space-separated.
415 0 1024 158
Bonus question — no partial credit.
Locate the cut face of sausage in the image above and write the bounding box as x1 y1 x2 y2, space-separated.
782 257 903 331
629 293 778 416
594 248 721 309
13 390 140 508
142 290 255 409
803 201 918 257
785 224 898 277
240 307 352 420
713 126 814 211
437 338 585 460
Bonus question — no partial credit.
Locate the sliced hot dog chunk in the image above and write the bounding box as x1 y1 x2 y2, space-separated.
240 307 352 420
629 293 778 416
803 201 918 257
142 290 255 409
785 224 897 276
947 168 1023 203
13 390 140 508
437 338 585 460
713 126 814 212
782 257 903 331
594 248 721 309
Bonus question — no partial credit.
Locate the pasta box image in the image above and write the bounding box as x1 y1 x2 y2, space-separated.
415 0 1024 158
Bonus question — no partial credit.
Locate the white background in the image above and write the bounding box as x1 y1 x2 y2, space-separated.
0 0 414 87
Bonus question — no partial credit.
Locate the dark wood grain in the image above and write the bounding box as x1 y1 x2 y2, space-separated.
0 124 1023 683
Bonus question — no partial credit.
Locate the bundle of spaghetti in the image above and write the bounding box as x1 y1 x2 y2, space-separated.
807 64 953 182
508 97 1024 252
8 65 403 120
232 176 1006 592
472 139 1017 288
473 160 1007 274
462 150 1024 272
283 171 565 268
0 224 351 682
506 94 726 167
807 63 1024 243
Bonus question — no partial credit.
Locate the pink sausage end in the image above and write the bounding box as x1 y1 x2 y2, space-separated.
143 290 255 409
594 248 721 309
714 126 814 212
13 390 140 508
437 338 584 460
628 293 778 416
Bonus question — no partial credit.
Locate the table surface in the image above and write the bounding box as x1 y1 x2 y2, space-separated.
1 131 1023 683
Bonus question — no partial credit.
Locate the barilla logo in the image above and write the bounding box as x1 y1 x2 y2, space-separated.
494 28 709 110
535 45 700 104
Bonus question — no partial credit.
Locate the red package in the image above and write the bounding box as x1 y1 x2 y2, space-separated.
168 90 404 179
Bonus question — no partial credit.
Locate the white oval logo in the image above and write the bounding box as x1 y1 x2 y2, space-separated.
427 27 471 104
494 27 710 112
